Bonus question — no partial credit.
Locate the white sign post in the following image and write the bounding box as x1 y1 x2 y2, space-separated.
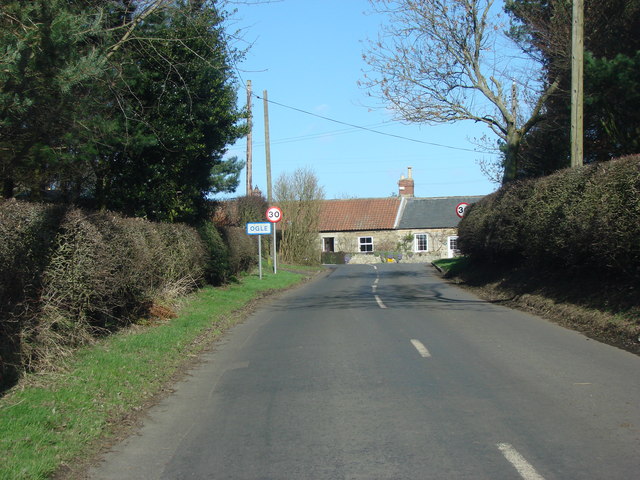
246 222 272 279
265 206 283 274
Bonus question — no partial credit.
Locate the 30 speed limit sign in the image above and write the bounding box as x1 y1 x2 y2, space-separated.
456 202 469 218
265 206 283 223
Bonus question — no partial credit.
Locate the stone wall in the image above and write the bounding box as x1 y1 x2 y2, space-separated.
319 228 459 264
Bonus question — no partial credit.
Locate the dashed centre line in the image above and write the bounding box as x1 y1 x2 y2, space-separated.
410 339 431 358
497 443 546 480
372 271 383 305
374 295 387 309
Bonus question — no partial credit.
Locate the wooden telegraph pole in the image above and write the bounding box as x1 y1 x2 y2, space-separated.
263 90 273 202
570 0 584 168
245 80 253 195
262 91 276 273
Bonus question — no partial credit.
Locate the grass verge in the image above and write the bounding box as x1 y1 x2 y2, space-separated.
0 269 313 480
433 257 640 355
432 257 471 277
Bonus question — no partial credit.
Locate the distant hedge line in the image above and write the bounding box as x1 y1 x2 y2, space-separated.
458 155 640 280
0 201 256 386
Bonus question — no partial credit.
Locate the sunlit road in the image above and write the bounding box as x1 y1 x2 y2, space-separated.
90 264 640 479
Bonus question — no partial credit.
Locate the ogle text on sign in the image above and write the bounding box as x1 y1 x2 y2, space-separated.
246 222 272 235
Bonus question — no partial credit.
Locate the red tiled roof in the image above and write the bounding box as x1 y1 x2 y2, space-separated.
319 198 401 232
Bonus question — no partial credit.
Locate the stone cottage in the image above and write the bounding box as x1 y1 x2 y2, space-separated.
318 168 483 263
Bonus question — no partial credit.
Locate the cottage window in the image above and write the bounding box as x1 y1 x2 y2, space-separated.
323 237 335 252
414 233 428 252
448 236 460 258
358 236 374 252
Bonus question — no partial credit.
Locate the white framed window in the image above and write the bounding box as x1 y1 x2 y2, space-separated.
414 233 428 252
448 236 460 258
358 236 374 252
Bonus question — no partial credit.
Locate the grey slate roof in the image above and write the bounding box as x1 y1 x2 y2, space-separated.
397 196 484 229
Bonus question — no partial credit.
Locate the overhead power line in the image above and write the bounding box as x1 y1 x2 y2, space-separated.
253 94 479 153
263 122 391 146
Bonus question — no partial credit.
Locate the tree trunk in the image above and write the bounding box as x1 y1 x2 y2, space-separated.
502 130 522 184
94 171 107 211
2 177 15 199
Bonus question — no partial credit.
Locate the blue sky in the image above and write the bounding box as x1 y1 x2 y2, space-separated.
223 0 502 200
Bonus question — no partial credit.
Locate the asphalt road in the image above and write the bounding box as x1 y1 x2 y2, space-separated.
89 264 640 479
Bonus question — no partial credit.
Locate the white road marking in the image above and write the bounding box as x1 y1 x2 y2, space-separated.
229 361 250 370
373 265 377 270
374 278 379 285
372 285 377 293
497 443 545 480
375 295 387 309
410 339 431 358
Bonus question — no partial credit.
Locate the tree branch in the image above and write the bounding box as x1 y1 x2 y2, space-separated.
106 0 169 60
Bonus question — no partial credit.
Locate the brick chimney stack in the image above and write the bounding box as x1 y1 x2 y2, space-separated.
398 167 415 197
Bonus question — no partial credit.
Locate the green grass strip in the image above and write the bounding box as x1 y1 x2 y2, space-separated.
0 270 308 480
432 256 470 276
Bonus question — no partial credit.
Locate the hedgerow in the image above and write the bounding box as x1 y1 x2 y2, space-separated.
0 202 65 385
0 201 252 389
458 155 640 280
220 226 258 279
198 221 231 285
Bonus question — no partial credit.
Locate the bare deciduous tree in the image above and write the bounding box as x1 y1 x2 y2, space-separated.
361 0 560 183
274 168 324 265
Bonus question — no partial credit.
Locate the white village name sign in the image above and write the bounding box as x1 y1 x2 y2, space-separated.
246 222 272 279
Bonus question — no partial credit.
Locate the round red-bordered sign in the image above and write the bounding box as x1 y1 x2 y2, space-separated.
456 202 469 218
266 206 283 223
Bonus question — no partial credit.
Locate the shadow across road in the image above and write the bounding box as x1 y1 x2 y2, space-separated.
268 264 497 314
